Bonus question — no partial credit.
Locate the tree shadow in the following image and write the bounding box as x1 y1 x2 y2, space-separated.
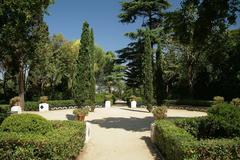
89 116 154 132
120 108 149 113
66 114 75 120
140 136 162 160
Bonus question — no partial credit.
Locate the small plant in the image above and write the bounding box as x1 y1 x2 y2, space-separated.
104 94 113 101
9 96 21 107
152 106 167 120
90 106 95 112
231 98 240 107
73 107 89 121
146 105 153 112
39 96 48 103
129 95 137 101
213 96 224 105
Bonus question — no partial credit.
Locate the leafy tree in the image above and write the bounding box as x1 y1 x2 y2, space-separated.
0 0 53 108
74 21 92 105
143 30 153 106
155 41 164 104
89 29 96 104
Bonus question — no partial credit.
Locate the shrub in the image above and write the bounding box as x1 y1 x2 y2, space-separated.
155 120 240 160
39 96 48 103
213 96 224 104
0 121 85 160
0 114 53 135
9 96 21 106
0 105 10 124
104 94 113 101
129 95 137 101
146 105 153 112
231 98 240 107
152 106 167 120
95 93 105 105
73 108 89 116
206 103 240 138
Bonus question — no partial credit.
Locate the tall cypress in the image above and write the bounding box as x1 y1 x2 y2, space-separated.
143 30 153 108
156 41 165 105
74 21 91 106
89 28 96 104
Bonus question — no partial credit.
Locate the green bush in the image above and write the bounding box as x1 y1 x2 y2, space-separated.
155 120 240 160
0 120 85 160
95 93 105 105
152 106 167 120
0 105 10 124
0 114 53 135
163 99 212 107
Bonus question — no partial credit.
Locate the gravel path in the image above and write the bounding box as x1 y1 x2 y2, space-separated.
25 106 207 160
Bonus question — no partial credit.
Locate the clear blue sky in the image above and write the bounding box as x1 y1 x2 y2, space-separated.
44 0 239 52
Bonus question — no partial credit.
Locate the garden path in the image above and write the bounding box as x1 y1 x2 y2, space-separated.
26 106 207 160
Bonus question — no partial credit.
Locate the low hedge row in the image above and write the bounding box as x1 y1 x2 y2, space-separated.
0 120 85 160
163 99 213 107
155 120 240 160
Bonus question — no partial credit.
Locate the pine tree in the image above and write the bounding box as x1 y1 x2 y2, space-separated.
156 41 165 105
89 28 96 104
74 21 91 106
143 30 153 108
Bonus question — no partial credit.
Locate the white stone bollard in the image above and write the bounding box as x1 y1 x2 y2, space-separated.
39 103 49 112
85 122 91 143
150 123 156 143
105 101 111 109
131 101 137 108
11 106 22 114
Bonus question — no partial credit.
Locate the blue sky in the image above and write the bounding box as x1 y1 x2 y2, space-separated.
44 0 239 52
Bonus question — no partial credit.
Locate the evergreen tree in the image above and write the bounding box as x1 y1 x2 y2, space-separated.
74 21 91 106
156 41 165 105
89 28 96 104
143 30 153 108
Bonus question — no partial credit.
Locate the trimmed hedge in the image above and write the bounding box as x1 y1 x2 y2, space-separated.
0 120 85 160
0 105 10 124
163 99 213 107
0 114 53 135
155 120 240 160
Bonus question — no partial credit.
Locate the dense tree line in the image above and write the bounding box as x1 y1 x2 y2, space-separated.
118 0 240 104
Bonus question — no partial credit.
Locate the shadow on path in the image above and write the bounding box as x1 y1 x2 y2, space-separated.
120 108 149 113
140 136 162 160
89 116 154 132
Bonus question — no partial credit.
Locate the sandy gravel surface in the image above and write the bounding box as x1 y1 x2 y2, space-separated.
25 106 207 160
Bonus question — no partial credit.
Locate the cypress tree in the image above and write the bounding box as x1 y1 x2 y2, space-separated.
143 30 153 109
74 21 91 106
156 41 165 105
89 28 96 104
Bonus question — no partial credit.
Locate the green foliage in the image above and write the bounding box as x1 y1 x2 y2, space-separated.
39 96 48 103
213 96 225 104
0 114 53 135
75 21 95 106
73 108 89 116
0 121 85 160
9 96 21 107
152 106 167 120
155 42 165 105
143 30 153 107
104 94 113 101
0 105 10 124
95 93 105 105
155 120 240 160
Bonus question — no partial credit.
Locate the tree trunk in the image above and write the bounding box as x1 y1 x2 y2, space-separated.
18 59 25 110
188 62 194 97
